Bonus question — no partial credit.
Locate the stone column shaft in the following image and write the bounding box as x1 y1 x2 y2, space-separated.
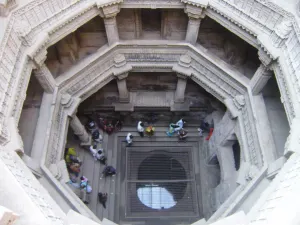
104 17 119 45
174 75 187 103
34 64 56 93
185 17 201 45
70 116 89 143
117 78 130 103
250 64 272 95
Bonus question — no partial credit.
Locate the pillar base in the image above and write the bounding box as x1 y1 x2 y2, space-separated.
79 135 92 146
171 101 190 112
119 97 130 103
114 103 134 111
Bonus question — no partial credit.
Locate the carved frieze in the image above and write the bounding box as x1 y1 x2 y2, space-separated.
0 151 64 224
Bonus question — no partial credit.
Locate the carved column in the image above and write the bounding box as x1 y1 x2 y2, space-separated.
175 74 188 103
104 17 119 45
250 65 272 95
172 55 193 108
112 54 132 103
26 32 56 93
69 116 89 143
34 64 56 93
116 76 130 103
134 9 142 39
250 49 273 95
97 2 121 45
184 5 205 45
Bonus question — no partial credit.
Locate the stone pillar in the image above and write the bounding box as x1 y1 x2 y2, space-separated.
116 76 130 103
185 17 201 45
250 49 273 95
69 116 89 143
104 17 119 45
184 5 205 45
27 36 57 93
97 2 121 45
172 55 193 111
34 64 56 93
250 64 272 95
112 54 132 104
174 74 188 103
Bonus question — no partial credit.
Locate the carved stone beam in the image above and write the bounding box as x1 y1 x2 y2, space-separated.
112 54 132 103
97 0 122 45
250 49 273 95
172 55 193 103
27 32 56 93
183 2 206 45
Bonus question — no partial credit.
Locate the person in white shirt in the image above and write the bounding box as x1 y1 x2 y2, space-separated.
174 118 186 132
89 145 104 161
137 121 144 137
126 133 133 146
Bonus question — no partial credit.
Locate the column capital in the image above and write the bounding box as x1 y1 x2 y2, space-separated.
112 54 132 79
250 64 273 95
258 48 273 68
184 4 206 19
61 94 81 118
27 32 50 68
97 0 122 18
172 55 193 77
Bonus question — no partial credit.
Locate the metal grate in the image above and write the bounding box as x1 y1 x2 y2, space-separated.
125 148 199 218
127 149 194 180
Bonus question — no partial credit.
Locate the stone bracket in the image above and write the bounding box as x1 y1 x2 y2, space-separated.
183 2 207 19
112 54 132 78
257 35 279 65
96 0 122 18
27 32 50 68
172 54 193 77
61 94 81 118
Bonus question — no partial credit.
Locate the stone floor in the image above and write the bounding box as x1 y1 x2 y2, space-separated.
66 122 221 224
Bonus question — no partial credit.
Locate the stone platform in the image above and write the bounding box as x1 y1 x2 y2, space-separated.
67 125 221 224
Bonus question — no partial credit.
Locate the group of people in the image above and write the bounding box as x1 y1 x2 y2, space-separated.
166 118 188 140
123 118 188 147
65 119 119 207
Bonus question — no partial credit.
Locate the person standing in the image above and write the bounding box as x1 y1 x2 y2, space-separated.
145 126 155 137
126 133 133 146
89 145 104 161
174 118 186 132
137 121 144 137
98 192 108 208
